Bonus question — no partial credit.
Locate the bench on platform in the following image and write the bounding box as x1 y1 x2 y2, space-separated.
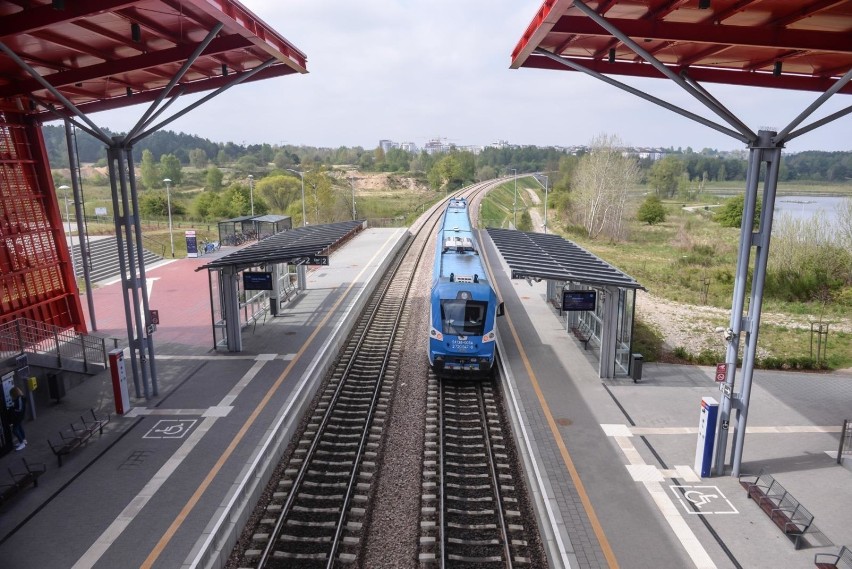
0 458 46 507
572 323 592 350
47 408 110 467
740 468 814 549
815 546 852 569
278 281 299 308
814 545 852 569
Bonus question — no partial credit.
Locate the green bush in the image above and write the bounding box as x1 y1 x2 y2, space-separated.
714 194 761 227
637 195 666 225
632 319 663 362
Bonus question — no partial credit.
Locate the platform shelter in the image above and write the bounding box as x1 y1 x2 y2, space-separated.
199 220 365 351
486 228 643 379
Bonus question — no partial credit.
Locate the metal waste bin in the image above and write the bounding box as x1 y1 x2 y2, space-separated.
47 373 65 401
631 353 643 382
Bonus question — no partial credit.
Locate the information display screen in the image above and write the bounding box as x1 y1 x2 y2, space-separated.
562 290 596 311
243 271 273 291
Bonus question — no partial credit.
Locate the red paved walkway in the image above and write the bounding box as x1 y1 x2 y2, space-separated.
78 254 220 350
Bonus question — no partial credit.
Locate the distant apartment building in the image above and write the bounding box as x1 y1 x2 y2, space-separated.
424 138 455 154
378 139 397 153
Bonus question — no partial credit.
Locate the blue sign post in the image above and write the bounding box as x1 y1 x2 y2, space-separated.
186 230 198 258
694 397 719 478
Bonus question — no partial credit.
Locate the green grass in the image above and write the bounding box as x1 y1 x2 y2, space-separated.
482 185 852 370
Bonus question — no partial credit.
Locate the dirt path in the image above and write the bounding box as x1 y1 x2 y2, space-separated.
636 290 852 356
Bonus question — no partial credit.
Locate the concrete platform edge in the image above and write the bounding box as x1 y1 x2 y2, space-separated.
498 337 577 569
184 229 410 569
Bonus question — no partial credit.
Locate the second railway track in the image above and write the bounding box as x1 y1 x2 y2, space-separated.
232 180 545 568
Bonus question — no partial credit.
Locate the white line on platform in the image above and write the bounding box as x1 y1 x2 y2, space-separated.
71 357 272 569
629 425 841 436
603 424 717 569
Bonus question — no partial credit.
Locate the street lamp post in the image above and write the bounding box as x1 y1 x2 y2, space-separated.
349 176 356 220
542 174 549 234
285 168 307 227
163 178 175 257
247 174 254 216
58 185 77 278
511 168 518 228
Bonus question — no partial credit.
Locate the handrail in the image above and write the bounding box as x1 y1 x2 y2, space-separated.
141 234 166 258
0 318 106 372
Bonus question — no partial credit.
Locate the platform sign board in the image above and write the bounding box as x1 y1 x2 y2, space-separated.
185 230 198 258
694 397 719 478
109 349 131 415
715 362 728 382
296 255 329 266
243 271 273 290
562 290 596 311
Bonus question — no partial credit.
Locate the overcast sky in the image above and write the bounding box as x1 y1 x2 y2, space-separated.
86 0 851 153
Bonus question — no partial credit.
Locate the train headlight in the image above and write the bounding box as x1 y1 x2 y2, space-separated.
482 330 496 343
430 327 443 341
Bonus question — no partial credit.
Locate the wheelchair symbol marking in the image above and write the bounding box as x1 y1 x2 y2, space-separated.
670 485 738 514
144 419 198 439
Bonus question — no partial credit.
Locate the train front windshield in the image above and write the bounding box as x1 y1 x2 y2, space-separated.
440 300 487 336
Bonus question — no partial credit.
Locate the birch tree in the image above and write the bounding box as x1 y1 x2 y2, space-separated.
571 134 638 240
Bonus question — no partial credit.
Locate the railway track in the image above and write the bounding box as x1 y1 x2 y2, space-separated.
419 376 534 567
234 180 537 568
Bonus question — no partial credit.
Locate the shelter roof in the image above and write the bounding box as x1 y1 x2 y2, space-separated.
252 214 290 223
0 0 307 116
201 220 365 272
219 215 257 223
511 0 852 94
486 228 643 290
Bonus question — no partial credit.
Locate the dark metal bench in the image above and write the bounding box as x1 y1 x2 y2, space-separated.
740 469 814 549
48 408 110 467
0 458 46 507
572 324 592 350
815 545 852 569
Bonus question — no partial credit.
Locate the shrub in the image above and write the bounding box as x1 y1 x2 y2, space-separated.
714 194 761 228
637 195 666 225
632 319 663 362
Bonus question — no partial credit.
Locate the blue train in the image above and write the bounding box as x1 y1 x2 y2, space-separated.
428 197 504 379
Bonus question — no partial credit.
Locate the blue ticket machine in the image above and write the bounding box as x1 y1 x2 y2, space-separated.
694 396 719 478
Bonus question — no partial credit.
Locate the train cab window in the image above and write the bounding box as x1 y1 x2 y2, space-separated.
440 300 486 336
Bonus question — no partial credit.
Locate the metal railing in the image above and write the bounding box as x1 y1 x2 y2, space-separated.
0 318 107 372
839 419 852 465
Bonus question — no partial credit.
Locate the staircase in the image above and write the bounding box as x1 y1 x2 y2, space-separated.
70 236 164 283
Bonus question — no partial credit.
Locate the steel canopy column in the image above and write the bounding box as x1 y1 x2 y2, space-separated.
106 140 156 398
598 286 618 379
64 119 97 330
714 130 782 476
221 267 243 351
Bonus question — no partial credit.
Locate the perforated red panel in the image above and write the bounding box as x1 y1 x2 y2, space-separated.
0 111 84 332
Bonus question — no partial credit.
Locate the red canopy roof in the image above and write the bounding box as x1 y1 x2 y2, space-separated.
511 0 852 95
0 0 308 116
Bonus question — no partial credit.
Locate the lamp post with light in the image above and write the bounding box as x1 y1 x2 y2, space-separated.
247 174 255 216
285 168 307 227
162 178 175 257
542 174 549 234
58 185 77 278
511 168 518 227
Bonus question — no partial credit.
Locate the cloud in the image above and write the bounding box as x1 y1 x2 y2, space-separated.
78 0 850 152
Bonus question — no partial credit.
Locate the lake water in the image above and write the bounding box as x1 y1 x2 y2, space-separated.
773 195 848 232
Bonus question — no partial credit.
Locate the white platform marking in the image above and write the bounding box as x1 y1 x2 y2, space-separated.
670 485 738 515
603 424 717 569
72 356 273 568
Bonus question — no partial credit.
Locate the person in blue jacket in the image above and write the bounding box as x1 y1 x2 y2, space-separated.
9 386 27 450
